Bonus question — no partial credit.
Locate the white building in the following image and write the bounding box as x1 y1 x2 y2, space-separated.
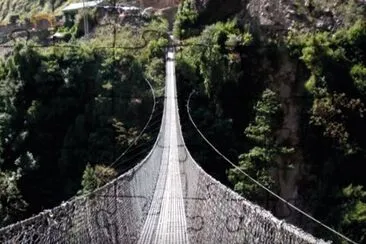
62 0 105 13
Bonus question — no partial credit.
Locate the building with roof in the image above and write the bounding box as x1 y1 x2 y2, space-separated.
62 0 105 13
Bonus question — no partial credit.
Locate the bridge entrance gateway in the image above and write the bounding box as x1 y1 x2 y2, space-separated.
0 50 330 243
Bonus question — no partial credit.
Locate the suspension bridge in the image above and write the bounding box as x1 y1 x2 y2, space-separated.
0 49 333 243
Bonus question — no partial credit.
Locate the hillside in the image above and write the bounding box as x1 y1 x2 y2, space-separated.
0 0 72 23
0 5 169 226
174 0 366 243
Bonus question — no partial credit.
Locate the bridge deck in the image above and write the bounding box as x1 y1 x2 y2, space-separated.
138 51 188 243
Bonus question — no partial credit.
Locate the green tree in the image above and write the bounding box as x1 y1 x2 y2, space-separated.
228 89 293 202
173 0 199 39
188 20 253 113
287 20 366 242
81 164 117 194
0 171 27 227
338 185 366 243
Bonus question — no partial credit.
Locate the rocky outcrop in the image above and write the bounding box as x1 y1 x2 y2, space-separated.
245 0 338 32
138 0 180 29
157 6 178 29
191 0 365 33
271 52 308 226
195 0 242 24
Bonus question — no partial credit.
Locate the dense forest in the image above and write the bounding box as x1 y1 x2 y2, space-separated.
0 11 168 228
174 0 366 243
0 0 365 243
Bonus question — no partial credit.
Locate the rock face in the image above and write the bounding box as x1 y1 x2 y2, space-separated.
192 0 365 32
252 46 308 226
195 0 242 24
271 53 307 226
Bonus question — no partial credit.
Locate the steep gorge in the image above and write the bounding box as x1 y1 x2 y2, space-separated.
175 0 366 242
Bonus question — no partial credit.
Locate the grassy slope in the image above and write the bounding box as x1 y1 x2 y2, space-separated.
0 0 77 24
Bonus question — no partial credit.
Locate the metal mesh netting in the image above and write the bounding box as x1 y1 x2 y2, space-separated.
178 139 330 244
0 51 329 243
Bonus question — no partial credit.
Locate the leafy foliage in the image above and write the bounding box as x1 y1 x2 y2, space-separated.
0 171 27 226
288 20 366 242
351 64 366 94
81 164 117 194
176 19 297 202
339 185 366 244
228 89 293 201
173 0 199 39
180 20 253 112
0 16 167 226
176 8 366 242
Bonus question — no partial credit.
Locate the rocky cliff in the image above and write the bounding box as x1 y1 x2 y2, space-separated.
192 0 365 33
